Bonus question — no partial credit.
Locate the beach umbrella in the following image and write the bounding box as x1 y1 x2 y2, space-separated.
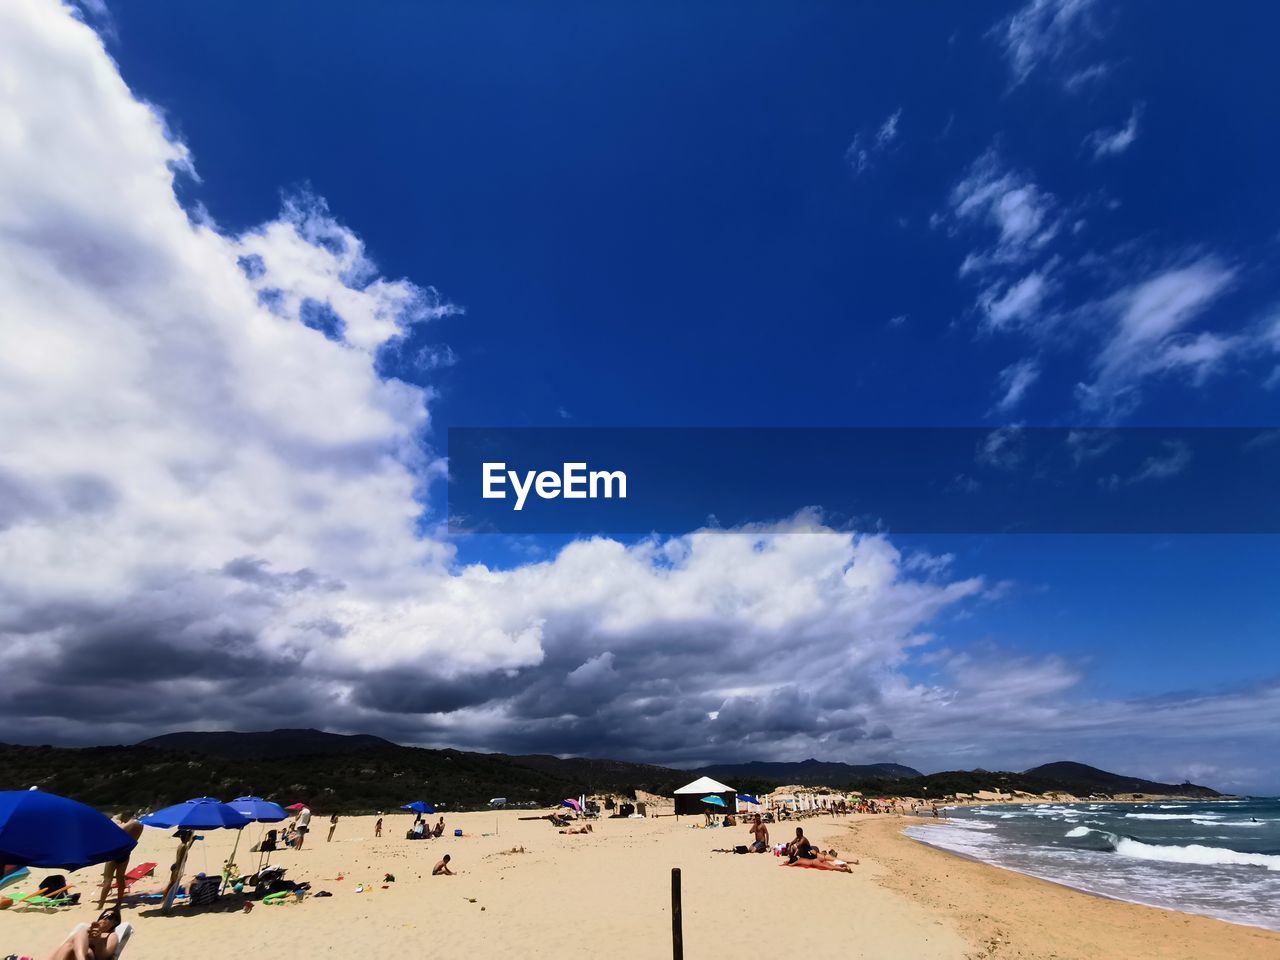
559 798 582 812
401 801 435 815
284 803 306 812
228 797 287 823
700 795 727 807
141 798 251 910
226 797 288 884
738 794 760 806
0 790 137 870
140 797 252 831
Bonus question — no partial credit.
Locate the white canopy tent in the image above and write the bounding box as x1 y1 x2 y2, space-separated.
673 776 736 816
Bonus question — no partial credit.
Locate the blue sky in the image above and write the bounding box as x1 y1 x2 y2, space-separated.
1 0 1278 791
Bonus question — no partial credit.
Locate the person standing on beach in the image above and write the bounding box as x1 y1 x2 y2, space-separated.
374 816 383 838
327 813 339 842
294 805 312 850
95 814 144 909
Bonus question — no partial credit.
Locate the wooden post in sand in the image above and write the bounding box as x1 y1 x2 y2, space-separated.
671 867 684 960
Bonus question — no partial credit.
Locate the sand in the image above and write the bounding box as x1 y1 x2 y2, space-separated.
3 811 1277 959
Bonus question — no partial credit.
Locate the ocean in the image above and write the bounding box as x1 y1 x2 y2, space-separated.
903 797 1280 931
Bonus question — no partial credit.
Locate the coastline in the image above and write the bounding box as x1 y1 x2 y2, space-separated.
4 810 1278 959
853 815 1280 959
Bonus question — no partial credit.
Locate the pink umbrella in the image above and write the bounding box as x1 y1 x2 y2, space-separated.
284 803 306 812
559 799 582 812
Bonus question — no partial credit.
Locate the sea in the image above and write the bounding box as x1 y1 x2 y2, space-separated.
903 797 1280 932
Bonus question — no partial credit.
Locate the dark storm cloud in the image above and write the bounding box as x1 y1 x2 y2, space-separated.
221 556 343 594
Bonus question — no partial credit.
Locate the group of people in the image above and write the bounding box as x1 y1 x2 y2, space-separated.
410 815 446 839
781 826 855 872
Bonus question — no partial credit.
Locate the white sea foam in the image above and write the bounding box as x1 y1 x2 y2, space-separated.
1064 826 1091 838
1124 812 1216 821
1194 818 1267 828
1113 838 1280 871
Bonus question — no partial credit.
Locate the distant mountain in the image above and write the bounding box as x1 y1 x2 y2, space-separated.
0 730 1221 812
694 758 923 786
139 728 397 758
1022 761 1220 798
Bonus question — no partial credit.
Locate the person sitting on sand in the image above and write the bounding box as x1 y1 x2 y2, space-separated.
748 814 769 853
46 908 123 960
432 855 454 876
96 814 144 909
432 816 445 838
559 824 593 834
786 827 817 861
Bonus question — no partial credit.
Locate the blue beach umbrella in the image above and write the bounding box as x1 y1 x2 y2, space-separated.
140 797 252 831
701 795 727 807
141 798 251 910
228 797 287 823
225 797 287 883
0 790 137 870
401 800 435 815
738 794 761 806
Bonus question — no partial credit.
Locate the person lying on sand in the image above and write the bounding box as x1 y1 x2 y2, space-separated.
559 824 593 834
45 908 122 960
748 814 769 852
432 855 454 876
782 852 853 873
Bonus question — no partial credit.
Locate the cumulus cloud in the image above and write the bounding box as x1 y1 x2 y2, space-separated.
1085 103 1143 159
994 0 1100 85
2 1 1277 788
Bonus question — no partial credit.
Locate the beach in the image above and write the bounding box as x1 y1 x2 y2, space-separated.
5 810 1279 960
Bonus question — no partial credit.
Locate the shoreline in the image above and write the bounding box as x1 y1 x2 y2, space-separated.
849 816 1280 959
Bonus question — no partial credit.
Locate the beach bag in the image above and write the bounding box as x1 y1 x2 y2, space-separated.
733 845 749 855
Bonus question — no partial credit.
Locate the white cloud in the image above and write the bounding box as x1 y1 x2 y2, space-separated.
980 269 1054 330
3 1 1276 787
1077 259 1238 414
1086 103 1142 159
876 108 902 146
846 108 904 175
1063 62 1110 92
994 0 1100 84
992 358 1041 413
950 149 1060 273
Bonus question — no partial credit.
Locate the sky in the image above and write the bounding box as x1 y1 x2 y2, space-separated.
1 0 1278 792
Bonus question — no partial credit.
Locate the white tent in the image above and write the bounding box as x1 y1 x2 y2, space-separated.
673 776 736 816
674 776 734 795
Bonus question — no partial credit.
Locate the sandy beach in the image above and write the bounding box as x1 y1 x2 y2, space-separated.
5 811 1279 960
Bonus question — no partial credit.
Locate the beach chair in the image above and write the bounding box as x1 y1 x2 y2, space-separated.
122 862 157 891
0 866 29 892
66 921 133 959
9 885 75 910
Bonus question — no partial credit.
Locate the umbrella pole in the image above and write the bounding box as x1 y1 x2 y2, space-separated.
221 827 244 894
